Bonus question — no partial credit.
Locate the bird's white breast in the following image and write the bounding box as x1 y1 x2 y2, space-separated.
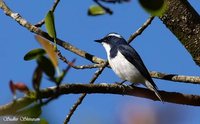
108 50 145 83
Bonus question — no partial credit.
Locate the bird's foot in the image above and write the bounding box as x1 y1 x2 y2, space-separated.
129 83 137 87
115 80 126 85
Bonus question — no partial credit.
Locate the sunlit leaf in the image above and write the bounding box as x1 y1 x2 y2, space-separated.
45 10 57 39
9 81 30 99
24 48 46 61
35 35 58 68
37 56 55 78
14 82 30 93
88 5 106 16
139 0 167 16
32 66 43 91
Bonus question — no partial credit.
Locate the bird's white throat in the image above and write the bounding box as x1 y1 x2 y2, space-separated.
102 42 111 57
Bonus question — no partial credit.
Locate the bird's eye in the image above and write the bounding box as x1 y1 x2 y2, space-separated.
107 36 112 40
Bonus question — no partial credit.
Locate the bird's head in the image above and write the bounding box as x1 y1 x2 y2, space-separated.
95 33 127 52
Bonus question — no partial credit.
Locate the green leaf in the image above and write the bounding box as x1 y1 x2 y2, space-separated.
45 11 57 39
37 56 55 78
32 66 43 91
139 0 168 16
88 5 106 16
24 48 46 61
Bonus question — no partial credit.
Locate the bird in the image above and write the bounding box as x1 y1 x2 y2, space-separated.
95 32 163 102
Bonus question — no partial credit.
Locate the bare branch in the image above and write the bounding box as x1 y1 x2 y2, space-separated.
34 0 61 27
127 16 154 43
57 50 103 69
1 83 200 115
33 83 200 106
150 71 200 84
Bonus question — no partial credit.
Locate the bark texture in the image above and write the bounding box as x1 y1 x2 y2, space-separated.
160 0 200 66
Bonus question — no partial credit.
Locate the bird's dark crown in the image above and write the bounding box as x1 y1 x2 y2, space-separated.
95 33 127 46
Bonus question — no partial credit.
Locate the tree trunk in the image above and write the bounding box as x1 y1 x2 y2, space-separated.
160 0 200 66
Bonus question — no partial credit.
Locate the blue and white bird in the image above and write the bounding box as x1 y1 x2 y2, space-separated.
95 33 162 101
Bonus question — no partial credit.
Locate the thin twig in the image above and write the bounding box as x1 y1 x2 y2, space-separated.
57 50 103 69
127 16 154 43
64 62 108 124
34 0 60 27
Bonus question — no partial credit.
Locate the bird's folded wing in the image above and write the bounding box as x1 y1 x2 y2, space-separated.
117 44 157 88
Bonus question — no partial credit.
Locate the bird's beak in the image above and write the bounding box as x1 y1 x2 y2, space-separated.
94 39 102 43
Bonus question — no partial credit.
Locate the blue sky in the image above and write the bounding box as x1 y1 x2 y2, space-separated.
0 0 200 124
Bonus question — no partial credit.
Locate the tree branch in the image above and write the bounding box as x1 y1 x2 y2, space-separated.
40 83 200 106
150 71 200 84
160 0 200 66
1 2 200 118
1 83 200 115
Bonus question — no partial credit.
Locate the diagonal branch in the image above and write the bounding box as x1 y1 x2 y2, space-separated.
128 16 154 43
64 62 108 124
160 0 200 66
0 0 105 64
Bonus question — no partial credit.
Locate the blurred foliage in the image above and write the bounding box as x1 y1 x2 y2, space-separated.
24 48 46 61
88 5 106 16
139 0 167 16
35 35 58 68
45 11 57 39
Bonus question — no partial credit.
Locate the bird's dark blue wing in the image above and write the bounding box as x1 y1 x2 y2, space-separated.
117 44 157 88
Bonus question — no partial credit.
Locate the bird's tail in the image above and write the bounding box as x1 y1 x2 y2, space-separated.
145 80 163 102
